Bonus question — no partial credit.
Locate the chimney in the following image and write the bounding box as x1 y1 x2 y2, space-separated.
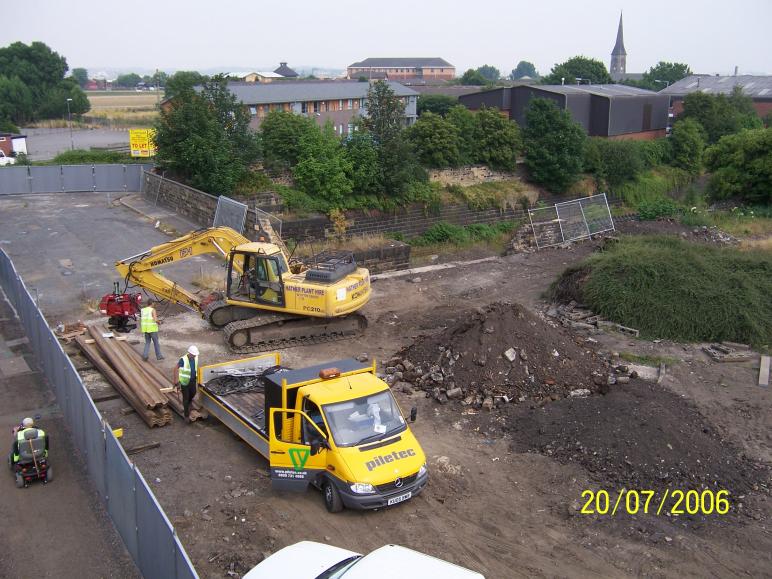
697 77 700 87
734 66 738 76
280 62 287 67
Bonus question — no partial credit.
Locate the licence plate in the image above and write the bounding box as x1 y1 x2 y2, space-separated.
387 491 412 506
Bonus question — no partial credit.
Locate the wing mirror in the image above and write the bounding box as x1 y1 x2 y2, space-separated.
310 438 329 455
410 406 418 422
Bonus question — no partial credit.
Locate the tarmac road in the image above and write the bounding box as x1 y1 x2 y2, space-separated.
21 128 130 161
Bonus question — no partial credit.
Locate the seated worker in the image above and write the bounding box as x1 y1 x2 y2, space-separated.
10 417 48 466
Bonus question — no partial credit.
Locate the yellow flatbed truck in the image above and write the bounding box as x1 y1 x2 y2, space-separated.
197 354 428 512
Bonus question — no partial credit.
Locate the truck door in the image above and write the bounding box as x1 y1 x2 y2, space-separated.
268 408 328 492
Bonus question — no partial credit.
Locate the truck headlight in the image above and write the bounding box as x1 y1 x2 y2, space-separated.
418 463 427 477
350 482 375 494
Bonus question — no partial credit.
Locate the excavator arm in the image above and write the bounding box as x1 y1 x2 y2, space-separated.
115 226 251 313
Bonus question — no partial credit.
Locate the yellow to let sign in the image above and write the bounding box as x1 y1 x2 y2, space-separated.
129 128 156 157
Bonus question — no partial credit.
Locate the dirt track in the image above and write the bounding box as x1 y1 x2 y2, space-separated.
2 194 769 578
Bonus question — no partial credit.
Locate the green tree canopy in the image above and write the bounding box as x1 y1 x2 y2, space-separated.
70 68 88 88
154 76 260 195
476 65 501 82
583 138 644 187
0 41 68 97
164 71 207 98
704 128 771 204
510 61 538 80
115 73 142 88
344 129 380 196
670 118 705 175
460 69 488 86
0 75 34 125
641 62 691 90
446 105 477 163
37 79 90 118
681 87 762 144
293 123 353 206
523 98 586 192
417 94 458 116
472 107 521 171
541 56 612 85
405 112 461 168
260 110 318 170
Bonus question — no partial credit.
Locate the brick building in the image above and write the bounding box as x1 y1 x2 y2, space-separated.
219 81 418 135
347 58 455 81
660 75 772 118
460 84 669 139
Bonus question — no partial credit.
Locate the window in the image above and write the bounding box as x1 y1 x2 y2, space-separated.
339 124 344 134
347 123 354 134
249 106 257 116
313 101 319 113
347 99 353 110
339 99 344 110
301 101 308 114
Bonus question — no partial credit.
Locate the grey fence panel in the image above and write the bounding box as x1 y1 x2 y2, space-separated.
556 200 590 242
174 535 199 579
83 399 107 498
135 469 176 579
213 195 248 234
0 166 30 195
94 164 126 191
581 194 615 235
125 165 149 191
106 432 138 561
62 165 95 192
29 166 63 193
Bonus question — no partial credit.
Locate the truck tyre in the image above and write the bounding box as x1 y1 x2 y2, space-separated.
15 473 24 488
323 479 343 513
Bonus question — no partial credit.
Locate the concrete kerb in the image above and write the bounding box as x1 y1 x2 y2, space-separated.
370 256 500 281
119 193 198 237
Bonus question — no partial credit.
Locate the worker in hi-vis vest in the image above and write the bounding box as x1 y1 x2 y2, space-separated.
173 345 199 423
11 417 48 465
140 299 164 361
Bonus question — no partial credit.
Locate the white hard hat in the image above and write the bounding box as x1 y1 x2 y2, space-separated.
22 417 34 428
187 345 199 356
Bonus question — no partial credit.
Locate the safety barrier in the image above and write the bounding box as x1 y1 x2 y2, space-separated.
0 164 153 195
0 249 198 579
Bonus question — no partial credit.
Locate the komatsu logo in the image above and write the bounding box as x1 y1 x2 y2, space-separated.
149 256 173 267
365 449 416 471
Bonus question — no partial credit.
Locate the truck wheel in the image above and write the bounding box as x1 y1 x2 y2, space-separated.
15 473 24 488
323 479 343 513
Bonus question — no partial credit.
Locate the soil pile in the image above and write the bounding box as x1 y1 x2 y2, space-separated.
504 379 768 501
392 302 609 409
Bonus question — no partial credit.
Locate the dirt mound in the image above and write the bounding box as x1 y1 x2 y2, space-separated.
393 302 609 409
503 379 768 510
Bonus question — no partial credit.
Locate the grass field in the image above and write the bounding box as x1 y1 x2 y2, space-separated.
85 91 160 127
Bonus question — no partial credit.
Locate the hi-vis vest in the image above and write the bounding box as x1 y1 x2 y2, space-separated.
13 428 46 462
140 306 158 333
178 355 198 386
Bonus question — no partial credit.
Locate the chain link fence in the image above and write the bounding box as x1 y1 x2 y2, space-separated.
0 249 198 579
213 196 248 234
0 164 153 195
528 193 615 249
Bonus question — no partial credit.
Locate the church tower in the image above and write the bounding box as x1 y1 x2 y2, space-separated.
610 12 626 80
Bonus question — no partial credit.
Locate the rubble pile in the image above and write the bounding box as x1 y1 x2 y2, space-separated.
683 225 739 245
387 302 612 410
546 300 639 337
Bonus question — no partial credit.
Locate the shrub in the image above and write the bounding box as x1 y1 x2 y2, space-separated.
637 197 680 220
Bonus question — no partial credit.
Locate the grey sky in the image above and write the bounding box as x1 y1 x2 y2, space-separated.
5 0 770 76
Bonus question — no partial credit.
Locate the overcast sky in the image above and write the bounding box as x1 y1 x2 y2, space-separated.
5 0 770 76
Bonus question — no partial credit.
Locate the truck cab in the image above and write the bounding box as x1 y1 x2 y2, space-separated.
198 355 428 512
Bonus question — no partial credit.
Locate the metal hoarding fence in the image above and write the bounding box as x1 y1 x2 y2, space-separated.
0 164 154 195
528 193 615 249
213 195 248 234
0 249 199 579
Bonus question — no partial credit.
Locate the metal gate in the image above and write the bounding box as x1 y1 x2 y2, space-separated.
213 195 248 234
528 193 615 249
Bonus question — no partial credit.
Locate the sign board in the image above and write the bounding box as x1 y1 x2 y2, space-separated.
129 129 156 158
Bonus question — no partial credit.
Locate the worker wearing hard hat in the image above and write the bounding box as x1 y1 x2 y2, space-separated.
173 345 199 424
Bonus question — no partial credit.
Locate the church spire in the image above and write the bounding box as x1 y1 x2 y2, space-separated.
610 11 627 80
612 12 626 56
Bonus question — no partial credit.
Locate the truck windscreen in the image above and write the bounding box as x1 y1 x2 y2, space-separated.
323 390 406 447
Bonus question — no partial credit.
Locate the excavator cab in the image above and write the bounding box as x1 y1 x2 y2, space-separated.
228 246 289 307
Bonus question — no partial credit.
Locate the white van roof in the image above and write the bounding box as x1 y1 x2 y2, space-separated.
344 544 484 579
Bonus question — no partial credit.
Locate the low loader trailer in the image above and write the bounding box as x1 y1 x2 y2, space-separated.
197 354 428 512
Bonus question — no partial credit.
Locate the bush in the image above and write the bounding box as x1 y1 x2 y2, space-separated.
639 138 671 167
704 128 772 205
410 220 518 246
637 197 680 220
51 149 145 164
551 236 772 347
616 166 693 207
670 118 705 175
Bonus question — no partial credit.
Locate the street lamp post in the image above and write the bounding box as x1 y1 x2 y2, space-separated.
654 79 670 89
66 97 74 150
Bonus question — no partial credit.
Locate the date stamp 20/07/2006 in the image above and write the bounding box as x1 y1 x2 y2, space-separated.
579 489 731 516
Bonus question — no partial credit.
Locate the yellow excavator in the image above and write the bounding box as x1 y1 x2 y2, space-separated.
114 226 370 353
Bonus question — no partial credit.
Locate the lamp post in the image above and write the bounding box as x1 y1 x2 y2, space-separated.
654 79 670 89
575 77 592 85
66 97 74 150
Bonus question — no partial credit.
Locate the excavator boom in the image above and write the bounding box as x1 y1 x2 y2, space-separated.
115 227 253 311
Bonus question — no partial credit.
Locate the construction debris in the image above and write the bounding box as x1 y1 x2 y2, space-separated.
125 442 161 456
546 301 639 337
54 321 87 342
759 356 770 387
702 343 754 363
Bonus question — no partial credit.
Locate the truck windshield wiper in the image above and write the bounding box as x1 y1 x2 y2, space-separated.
356 432 387 446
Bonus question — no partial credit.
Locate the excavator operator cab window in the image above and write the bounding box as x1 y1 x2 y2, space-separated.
228 252 285 307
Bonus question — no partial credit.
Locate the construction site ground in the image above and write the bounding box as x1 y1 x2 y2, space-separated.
0 192 769 578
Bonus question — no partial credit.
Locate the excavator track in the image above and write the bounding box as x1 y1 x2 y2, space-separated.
222 312 368 354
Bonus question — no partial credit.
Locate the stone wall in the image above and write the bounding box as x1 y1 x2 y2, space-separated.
427 165 520 186
352 242 410 274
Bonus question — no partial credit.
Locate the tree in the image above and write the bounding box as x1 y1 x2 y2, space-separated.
446 105 477 163
154 76 260 195
151 70 168 87
0 75 34 125
472 107 521 170
293 123 353 206
704 128 771 204
510 61 538 80
417 94 457 117
164 71 206 98
405 112 461 168
640 62 691 91
669 118 705 175
681 87 762 144
36 78 90 118
584 138 644 186
344 130 380 195
71 68 88 88
361 80 405 144
523 98 586 192
115 73 142 88
260 111 318 170
541 56 612 85
476 65 501 82
460 69 488 86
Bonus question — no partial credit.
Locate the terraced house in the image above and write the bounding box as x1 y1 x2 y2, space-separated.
347 57 455 81
225 80 419 135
